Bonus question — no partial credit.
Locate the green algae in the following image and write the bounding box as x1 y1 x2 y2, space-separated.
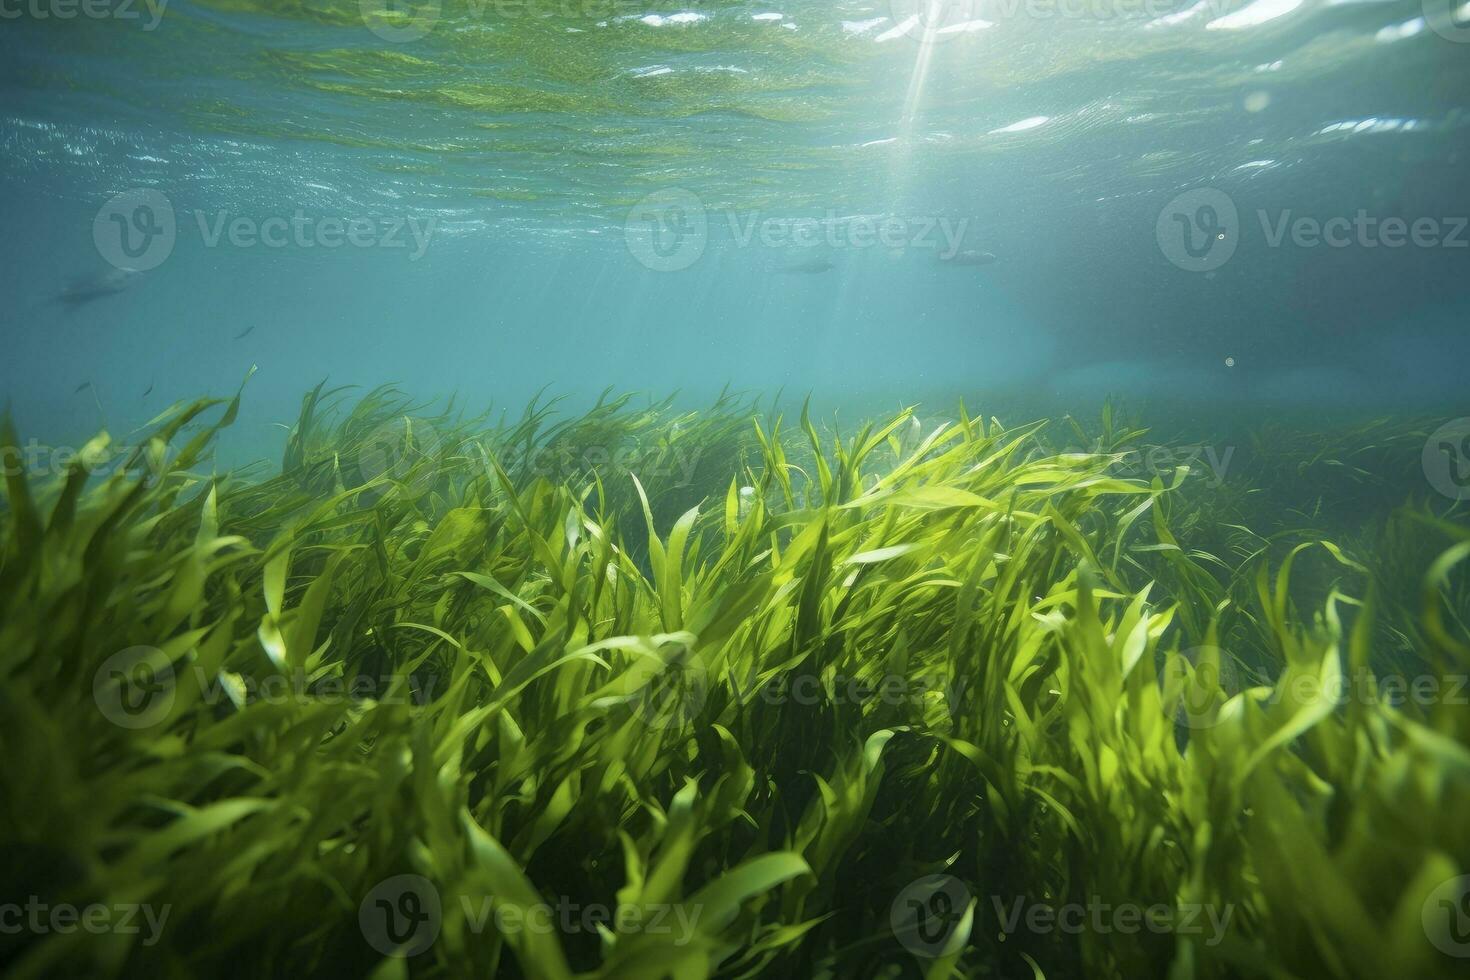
1 382 1467 978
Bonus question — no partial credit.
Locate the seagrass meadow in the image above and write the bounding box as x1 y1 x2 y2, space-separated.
8 0 1470 975
2 380 1468 980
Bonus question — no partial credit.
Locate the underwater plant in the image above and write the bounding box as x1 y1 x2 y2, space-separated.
1 382 1467 979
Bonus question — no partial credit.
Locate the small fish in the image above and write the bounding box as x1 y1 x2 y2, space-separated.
234 325 257 340
142 383 154 399
54 268 142 310
779 256 834 274
942 249 997 266
73 381 93 394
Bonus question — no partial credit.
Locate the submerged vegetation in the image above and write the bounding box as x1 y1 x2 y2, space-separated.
1 381 1468 979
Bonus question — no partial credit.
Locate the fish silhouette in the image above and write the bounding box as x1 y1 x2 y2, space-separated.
941 249 997 267
779 256 835 274
54 268 144 310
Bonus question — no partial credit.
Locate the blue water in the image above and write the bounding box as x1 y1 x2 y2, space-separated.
3 0 1469 458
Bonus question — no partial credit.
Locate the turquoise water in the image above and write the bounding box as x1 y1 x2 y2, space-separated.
2 1 1469 451
6 9 1470 978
